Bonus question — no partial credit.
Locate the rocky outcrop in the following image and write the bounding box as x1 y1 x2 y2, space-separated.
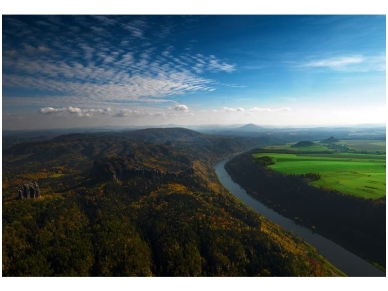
18 182 40 200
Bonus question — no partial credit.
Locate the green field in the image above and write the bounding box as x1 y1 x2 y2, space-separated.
334 140 386 152
253 152 386 199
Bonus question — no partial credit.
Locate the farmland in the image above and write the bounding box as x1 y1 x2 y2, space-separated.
335 140 386 152
262 143 331 152
262 139 386 154
253 140 386 199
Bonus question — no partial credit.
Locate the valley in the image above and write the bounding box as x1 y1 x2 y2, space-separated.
2 126 385 276
3 14 385 282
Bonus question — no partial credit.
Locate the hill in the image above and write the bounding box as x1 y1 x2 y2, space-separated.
291 140 316 147
2 128 260 178
321 136 340 143
2 128 345 276
238 123 264 132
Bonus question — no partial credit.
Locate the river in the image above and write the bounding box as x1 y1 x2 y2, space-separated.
214 158 385 277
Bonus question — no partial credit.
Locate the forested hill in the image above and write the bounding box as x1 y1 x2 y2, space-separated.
225 150 386 269
3 128 344 276
291 141 315 147
3 128 274 169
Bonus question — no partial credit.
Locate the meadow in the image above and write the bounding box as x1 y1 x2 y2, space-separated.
253 151 386 199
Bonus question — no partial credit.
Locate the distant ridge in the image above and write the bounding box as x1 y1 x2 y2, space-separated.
238 123 263 132
291 140 315 148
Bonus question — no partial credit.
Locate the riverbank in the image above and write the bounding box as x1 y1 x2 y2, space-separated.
215 158 385 277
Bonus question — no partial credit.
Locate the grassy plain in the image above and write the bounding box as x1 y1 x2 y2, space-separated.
253 152 386 199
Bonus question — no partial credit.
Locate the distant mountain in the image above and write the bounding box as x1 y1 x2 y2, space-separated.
237 123 264 132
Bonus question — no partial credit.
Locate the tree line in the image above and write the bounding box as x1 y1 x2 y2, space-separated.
225 150 386 269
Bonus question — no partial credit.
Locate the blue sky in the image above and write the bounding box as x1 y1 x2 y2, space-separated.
2 14 386 129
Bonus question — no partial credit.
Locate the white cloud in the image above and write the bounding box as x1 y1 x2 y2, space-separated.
67 106 82 114
39 107 60 114
249 107 291 112
39 106 111 117
222 107 245 112
174 104 189 112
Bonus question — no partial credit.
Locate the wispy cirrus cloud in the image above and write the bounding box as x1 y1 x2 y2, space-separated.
110 107 186 118
188 54 236 73
208 56 236 73
218 106 290 113
2 16 237 108
2 41 217 101
300 54 385 72
3 73 214 102
304 56 363 69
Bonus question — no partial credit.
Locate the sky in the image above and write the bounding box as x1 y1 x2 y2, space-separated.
2 13 386 130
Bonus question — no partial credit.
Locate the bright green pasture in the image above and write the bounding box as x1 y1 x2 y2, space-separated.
335 140 386 152
253 153 386 199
